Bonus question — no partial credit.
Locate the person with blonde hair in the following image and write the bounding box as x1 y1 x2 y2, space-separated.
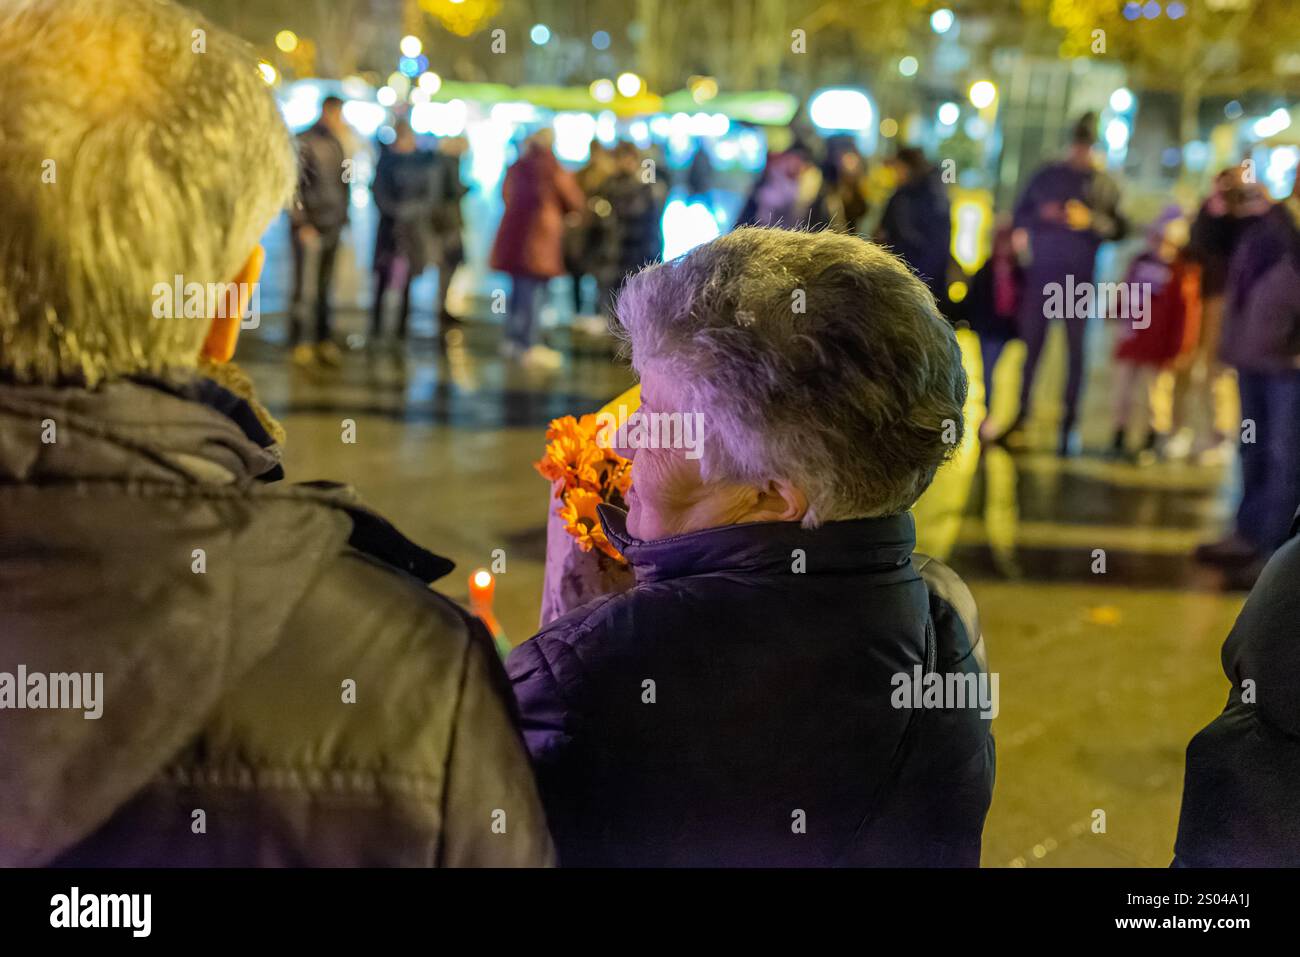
0 0 550 867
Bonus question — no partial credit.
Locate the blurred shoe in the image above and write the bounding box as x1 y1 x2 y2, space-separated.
290 343 315 367
1161 428 1194 462
1193 534 1260 567
315 340 343 368
1107 428 1126 459
521 344 563 370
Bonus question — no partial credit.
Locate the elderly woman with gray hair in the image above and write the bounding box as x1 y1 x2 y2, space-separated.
509 227 995 866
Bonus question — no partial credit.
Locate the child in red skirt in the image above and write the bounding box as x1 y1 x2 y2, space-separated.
1111 206 1200 461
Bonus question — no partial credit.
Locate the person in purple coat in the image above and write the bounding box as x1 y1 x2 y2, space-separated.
993 113 1127 455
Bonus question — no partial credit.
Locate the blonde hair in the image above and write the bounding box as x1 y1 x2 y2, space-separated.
0 0 297 384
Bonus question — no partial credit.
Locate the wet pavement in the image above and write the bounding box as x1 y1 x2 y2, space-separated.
240 231 1249 867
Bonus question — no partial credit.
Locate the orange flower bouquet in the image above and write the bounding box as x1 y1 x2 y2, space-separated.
534 411 637 626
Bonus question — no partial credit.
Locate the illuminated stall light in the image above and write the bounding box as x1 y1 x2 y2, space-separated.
589 78 615 104
1109 87 1134 113
418 71 443 95
662 199 721 261
617 73 643 98
554 112 598 162
342 100 386 137
899 56 919 78
809 88 874 132
275 30 298 53
530 24 551 45
377 86 398 107
400 35 423 58
969 80 997 110
410 99 467 136
596 110 618 145
937 102 960 127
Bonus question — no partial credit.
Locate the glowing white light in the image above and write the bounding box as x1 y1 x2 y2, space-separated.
590 79 615 103
931 9 955 33
418 71 442 95
410 99 467 136
400 35 422 58
662 199 720 261
808 88 874 132
617 72 643 98
279 87 323 132
530 24 551 45
473 570 492 589
899 56 919 78
257 61 278 85
342 100 385 137
1105 117 1130 151
1254 107 1293 139
554 112 598 162
1109 87 1134 113
937 102 960 126
649 115 671 138
596 110 618 144
377 86 397 107
969 80 997 110
491 102 539 125
629 120 651 146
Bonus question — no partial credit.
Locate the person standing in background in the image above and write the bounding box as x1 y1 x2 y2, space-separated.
876 146 952 312
565 140 615 328
1174 165 1270 460
1195 178 1300 588
965 219 1024 441
1109 208 1199 464
820 140 870 235
491 129 584 369
430 135 469 333
369 119 438 349
996 113 1127 455
290 95 351 368
594 142 665 317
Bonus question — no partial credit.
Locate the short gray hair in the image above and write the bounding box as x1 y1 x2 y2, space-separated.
0 0 297 384
616 227 967 524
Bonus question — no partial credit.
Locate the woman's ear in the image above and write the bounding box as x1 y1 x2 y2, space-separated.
201 245 265 364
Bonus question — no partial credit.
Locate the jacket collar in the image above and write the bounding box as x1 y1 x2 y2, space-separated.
598 503 917 583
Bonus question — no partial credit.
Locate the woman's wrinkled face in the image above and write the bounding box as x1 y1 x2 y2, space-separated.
623 363 796 541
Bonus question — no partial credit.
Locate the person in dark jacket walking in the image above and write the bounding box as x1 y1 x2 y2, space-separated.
996 113 1127 455
369 120 438 345
965 219 1025 441
1174 512 1300 866
877 146 952 310
1194 182 1300 588
593 142 664 315
0 0 552 868
508 228 994 867
290 95 352 368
